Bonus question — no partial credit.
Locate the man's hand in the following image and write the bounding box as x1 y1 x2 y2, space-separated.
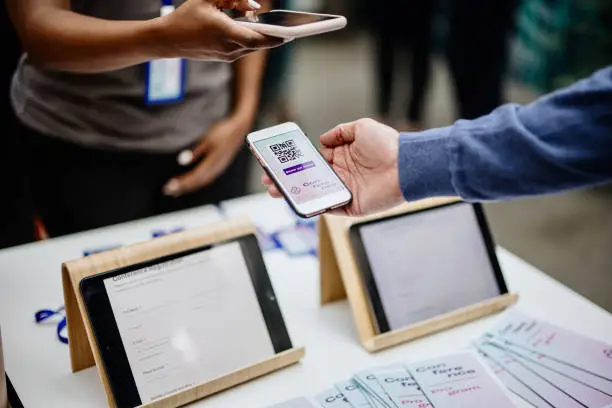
163 115 252 197
262 119 405 217
157 0 283 62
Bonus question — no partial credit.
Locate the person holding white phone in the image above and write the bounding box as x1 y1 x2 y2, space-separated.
262 67 612 216
8 0 281 236
7 0 281 70
248 122 353 218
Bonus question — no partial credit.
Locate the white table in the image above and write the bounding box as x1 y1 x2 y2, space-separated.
0 196 611 408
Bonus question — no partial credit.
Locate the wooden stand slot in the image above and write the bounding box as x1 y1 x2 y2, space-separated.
319 197 519 353
62 217 305 408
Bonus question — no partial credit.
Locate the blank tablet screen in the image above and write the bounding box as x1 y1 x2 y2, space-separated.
353 203 506 332
102 241 277 403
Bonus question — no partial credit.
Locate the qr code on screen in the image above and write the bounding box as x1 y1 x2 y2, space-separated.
269 140 304 163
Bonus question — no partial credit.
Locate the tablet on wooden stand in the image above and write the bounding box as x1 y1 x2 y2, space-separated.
319 197 518 352
62 217 304 408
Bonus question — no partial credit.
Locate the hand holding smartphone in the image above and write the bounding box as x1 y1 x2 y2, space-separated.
234 10 347 39
247 123 352 218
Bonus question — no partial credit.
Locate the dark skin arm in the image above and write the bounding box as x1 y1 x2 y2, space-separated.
6 0 281 73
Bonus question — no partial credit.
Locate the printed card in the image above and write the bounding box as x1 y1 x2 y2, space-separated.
315 388 353 408
490 311 612 381
478 341 584 408
476 348 551 408
353 365 401 408
487 335 612 396
405 351 515 408
335 380 375 408
515 349 612 407
374 369 432 408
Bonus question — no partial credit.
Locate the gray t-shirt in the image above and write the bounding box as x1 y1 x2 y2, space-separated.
11 0 232 153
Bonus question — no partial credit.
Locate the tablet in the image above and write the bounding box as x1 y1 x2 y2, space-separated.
80 234 292 408
349 202 507 334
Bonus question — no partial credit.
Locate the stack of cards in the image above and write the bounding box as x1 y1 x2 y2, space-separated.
267 351 515 408
475 311 612 408
267 311 612 408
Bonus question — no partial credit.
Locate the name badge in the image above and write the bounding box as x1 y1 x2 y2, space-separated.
145 3 186 105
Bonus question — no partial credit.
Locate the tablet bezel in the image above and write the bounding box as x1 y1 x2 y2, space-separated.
79 234 293 408
349 202 508 334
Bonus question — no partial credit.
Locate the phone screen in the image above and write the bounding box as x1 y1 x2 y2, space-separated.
254 130 345 206
236 11 337 27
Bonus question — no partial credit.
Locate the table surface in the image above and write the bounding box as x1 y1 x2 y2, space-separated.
0 194 611 408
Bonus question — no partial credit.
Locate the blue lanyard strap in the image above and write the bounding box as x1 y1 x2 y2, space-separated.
162 0 173 6
35 306 68 344
35 306 64 322
57 317 68 344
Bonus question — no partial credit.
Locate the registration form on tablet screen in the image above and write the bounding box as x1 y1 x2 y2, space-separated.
103 241 275 403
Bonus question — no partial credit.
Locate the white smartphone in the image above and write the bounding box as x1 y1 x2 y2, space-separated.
234 10 347 39
247 122 352 218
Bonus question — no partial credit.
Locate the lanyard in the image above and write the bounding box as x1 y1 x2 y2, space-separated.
35 306 68 344
145 0 185 105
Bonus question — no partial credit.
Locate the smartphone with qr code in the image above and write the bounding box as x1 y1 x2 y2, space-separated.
247 122 352 218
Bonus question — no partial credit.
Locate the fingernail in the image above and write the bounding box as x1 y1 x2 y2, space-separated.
177 150 194 166
248 0 261 9
163 179 181 197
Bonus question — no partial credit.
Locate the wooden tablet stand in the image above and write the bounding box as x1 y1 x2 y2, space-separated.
319 197 518 353
62 217 305 408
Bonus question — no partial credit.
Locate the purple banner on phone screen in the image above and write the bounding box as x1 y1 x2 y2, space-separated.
283 161 315 175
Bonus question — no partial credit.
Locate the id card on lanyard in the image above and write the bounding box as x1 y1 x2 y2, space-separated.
145 0 186 104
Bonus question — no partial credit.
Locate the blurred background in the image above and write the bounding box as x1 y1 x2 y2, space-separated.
1 0 611 311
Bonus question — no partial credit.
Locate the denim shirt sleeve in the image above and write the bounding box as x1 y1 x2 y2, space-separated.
398 66 612 202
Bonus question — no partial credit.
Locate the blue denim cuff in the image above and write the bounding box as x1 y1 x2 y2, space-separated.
398 127 455 201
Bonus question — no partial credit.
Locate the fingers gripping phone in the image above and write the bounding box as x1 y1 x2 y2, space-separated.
235 10 347 39
247 122 352 218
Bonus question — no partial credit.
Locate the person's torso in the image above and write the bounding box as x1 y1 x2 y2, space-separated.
11 0 232 153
